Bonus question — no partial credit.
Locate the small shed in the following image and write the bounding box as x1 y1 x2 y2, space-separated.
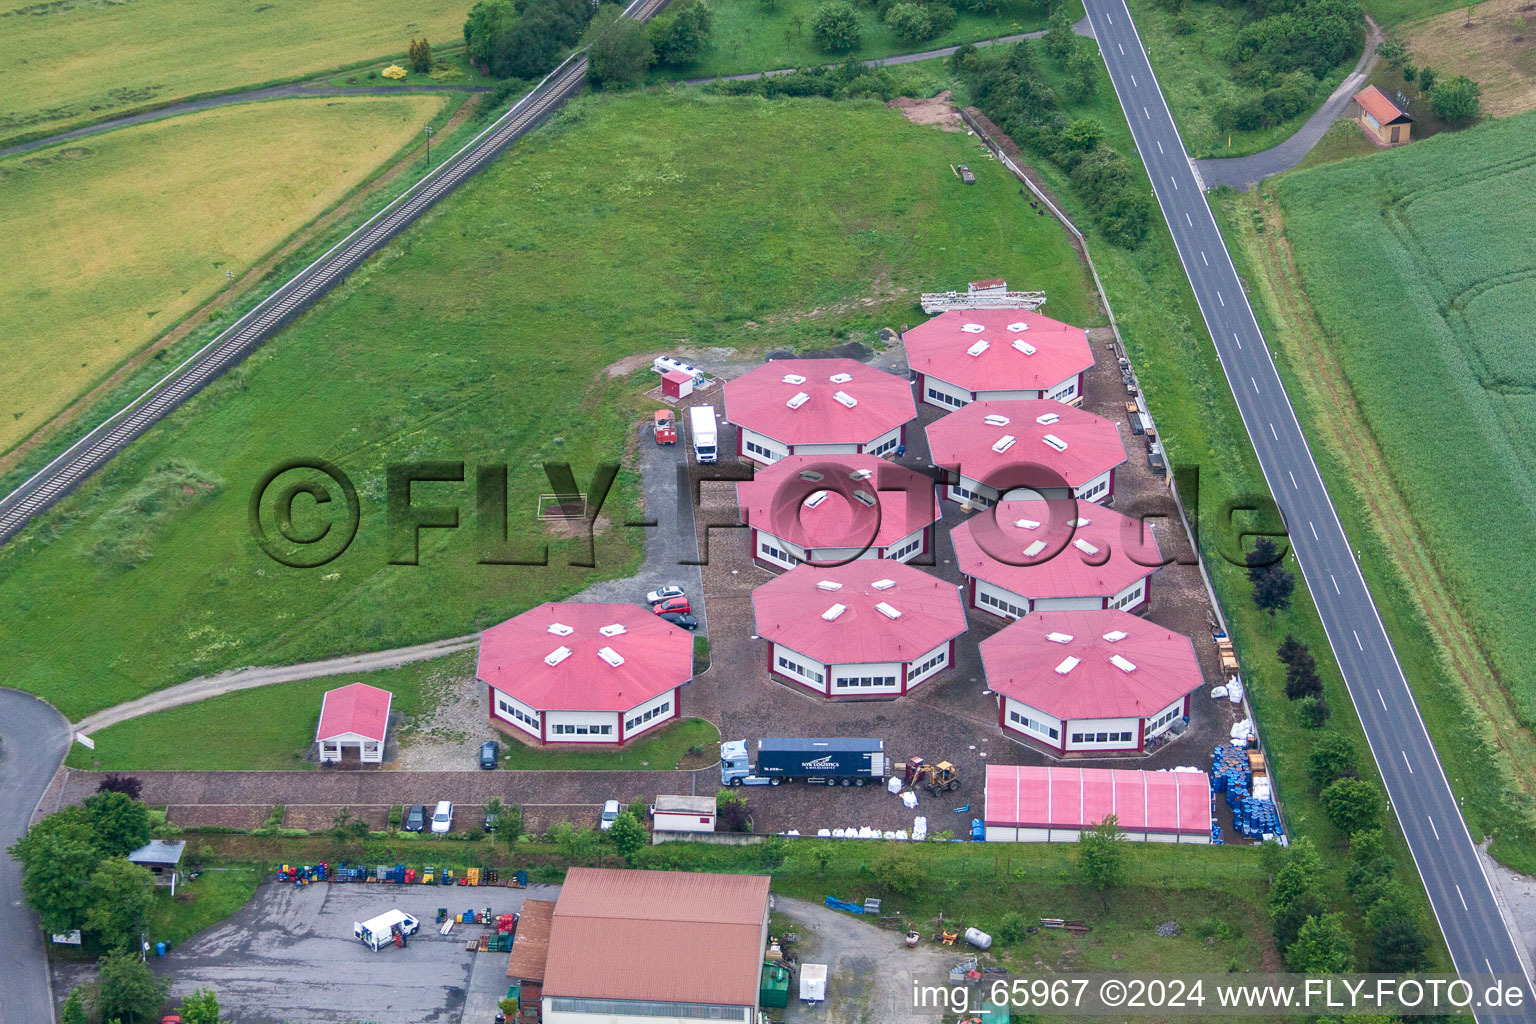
127 839 186 895
653 794 717 833
506 897 554 1017
316 682 392 763
1356 86 1413 145
661 369 695 400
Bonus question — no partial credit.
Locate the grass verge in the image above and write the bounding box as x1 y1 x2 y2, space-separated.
499 718 720 770
147 866 260 948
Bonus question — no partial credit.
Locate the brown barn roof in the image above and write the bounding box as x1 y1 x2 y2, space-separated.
506 899 554 982
543 868 770 1005
1356 85 1413 125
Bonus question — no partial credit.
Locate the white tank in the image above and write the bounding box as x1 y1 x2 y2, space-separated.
964 927 992 950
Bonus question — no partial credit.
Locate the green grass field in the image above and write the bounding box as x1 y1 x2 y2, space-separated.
0 91 1094 723
147 866 259 947
66 654 466 771
660 0 1056 79
0 94 450 456
2 0 467 142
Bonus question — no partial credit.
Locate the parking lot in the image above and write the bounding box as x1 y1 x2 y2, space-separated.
56 880 561 1024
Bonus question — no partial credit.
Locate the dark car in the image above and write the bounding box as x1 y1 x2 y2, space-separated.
483 810 500 833
479 740 500 770
403 804 427 832
659 611 698 631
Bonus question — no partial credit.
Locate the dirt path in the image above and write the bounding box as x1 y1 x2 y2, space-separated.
72 635 479 734
0 93 480 480
1235 192 1536 822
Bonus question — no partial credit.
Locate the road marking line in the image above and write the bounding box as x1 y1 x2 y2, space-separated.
1309 521 1318 540
1185 212 1192 226
1118 43 1124 54
1107 10 1113 22
1487 959 1495 974
1354 630 1363 650
1269 423 1277 439
1171 176 1179 190
1402 750 1413 774
1457 886 1469 911
1233 332 1242 350
1288 470 1297 487
1201 251 1208 265
1428 815 1440 840
1378 688 1388 710
1251 376 1260 394
1133 75 1139 87
1144 106 1150 119
1332 575 1340 593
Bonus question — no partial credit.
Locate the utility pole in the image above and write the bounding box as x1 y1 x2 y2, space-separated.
423 124 435 171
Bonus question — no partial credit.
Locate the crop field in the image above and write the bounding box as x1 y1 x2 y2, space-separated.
0 91 1095 723
664 0 1053 80
2 0 466 142
0 94 449 456
1279 113 1536 770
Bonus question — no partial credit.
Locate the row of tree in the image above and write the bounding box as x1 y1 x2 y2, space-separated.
587 1 717 88
464 0 599 79
1375 38 1482 124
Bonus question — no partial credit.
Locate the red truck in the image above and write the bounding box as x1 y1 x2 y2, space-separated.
653 410 677 445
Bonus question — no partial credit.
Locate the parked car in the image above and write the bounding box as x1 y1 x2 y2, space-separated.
483 810 500 833
479 740 499 770
652 596 691 616
430 800 453 834
599 799 621 831
659 611 698 631
646 585 685 605
403 804 427 832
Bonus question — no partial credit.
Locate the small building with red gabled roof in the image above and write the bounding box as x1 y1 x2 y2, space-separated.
952 499 1163 620
982 609 1202 755
1355 85 1413 146
903 310 1093 410
479 602 693 745
752 560 967 698
723 358 916 465
316 682 393 763
736 454 939 572
925 399 1127 508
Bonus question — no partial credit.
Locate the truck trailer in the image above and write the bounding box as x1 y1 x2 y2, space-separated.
688 405 718 464
720 738 887 786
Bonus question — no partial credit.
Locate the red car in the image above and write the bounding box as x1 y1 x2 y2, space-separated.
652 596 691 616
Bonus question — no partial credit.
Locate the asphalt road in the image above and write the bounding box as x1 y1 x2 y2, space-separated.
1082 0 1536 1014
0 690 72 1024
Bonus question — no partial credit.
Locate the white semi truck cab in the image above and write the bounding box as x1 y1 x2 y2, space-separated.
689 405 718 464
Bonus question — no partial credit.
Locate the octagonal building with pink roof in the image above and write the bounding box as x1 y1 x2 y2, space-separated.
724 358 916 465
903 309 1094 410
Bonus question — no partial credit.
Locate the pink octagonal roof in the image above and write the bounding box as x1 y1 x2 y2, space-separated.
981 609 1202 720
926 399 1126 491
904 310 1093 394
736 454 938 552
753 560 967 666
478 603 693 713
724 358 916 447
951 499 1161 601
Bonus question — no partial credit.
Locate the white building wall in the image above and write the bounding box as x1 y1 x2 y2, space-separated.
739 428 790 465
885 527 927 563
828 659 903 695
1144 696 1186 739
544 709 621 743
791 441 863 457
976 387 1042 402
1075 468 1114 504
806 544 878 564
947 475 998 507
491 691 542 739
1001 696 1063 746
755 530 802 570
544 1003 751 1024
622 689 678 741
859 426 904 458
1063 716 1142 752
1044 374 1081 404
905 640 951 687
1107 575 1149 612
1034 595 1106 612
922 375 973 410
974 579 1030 619
772 643 828 693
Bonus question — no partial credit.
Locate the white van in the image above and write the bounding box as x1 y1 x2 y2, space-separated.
354 910 419 951
430 800 453 834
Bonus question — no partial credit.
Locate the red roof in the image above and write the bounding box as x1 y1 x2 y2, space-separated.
951 499 1161 601
662 369 693 383
984 764 1211 835
544 868 770 1005
904 310 1093 394
724 358 916 447
1356 85 1412 125
478 603 692 713
981 609 1202 719
736 454 938 552
315 682 392 742
753 560 967 665
926 399 1127 490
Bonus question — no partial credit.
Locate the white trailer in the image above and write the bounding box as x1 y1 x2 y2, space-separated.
353 909 419 951
689 406 718 464
652 795 716 833
800 963 828 1003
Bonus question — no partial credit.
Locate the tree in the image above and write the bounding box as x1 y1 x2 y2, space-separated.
328 809 370 848
8 807 102 934
547 821 600 863
811 845 833 876
1246 538 1295 618
1067 47 1098 101
1401 61 1417 83
1061 116 1105 151
875 846 926 898
463 0 518 68
1374 38 1407 71
179 989 222 1024
1367 902 1430 972
1044 5 1075 64
1284 648 1322 700
1416 65 1436 95
650 0 715 65
1308 733 1357 791
607 811 648 862
1287 913 1354 972
83 791 152 858
1321 777 1381 834
1269 838 1326 950
61 987 89 1024
85 857 156 950
1277 634 1303 667
493 802 525 847
587 16 654 88
1077 815 1125 894
96 775 143 801
1430 74 1481 124
98 952 171 1024
1297 695 1331 728
885 2 936 44
811 1 862 53
409 37 434 73
716 788 751 832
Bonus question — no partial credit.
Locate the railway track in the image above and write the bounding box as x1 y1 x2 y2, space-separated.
0 0 670 544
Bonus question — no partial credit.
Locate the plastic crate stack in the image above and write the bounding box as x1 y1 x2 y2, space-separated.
1235 797 1283 839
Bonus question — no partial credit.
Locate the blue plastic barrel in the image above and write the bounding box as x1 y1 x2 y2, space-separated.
156 942 166 957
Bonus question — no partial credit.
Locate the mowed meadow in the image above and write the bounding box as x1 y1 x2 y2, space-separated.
1 0 466 141
0 94 450 456
0 91 1096 721
1279 112 1536 726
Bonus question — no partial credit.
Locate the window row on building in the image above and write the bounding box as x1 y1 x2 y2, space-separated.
625 700 672 731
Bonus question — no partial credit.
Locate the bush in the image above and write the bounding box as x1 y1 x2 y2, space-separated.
885 2 935 43
874 846 926 898
1296 695 1330 728
811 1 862 53
1307 733 1357 792
998 910 1027 943
1429 74 1481 124
388 805 403 829
587 16 653 89
649 0 715 66
96 775 143 801
1321 777 1381 834
263 805 285 829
